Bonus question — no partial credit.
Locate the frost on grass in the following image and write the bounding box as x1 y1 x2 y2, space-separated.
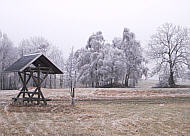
0 88 190 135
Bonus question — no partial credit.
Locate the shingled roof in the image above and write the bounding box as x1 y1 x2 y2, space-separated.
4 53 63 74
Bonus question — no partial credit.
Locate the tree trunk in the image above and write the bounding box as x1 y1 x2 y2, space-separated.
9 76 12 90
54 74 56 89
110 79 113 87
2 74 5 90
92 82 94 88
125 74 129 87
168 71 175 87
71 88 75 105
13 73 17 89
49 75 52 89
0 73 2 90
168 59 175 87
60 75 63 88
96 81 99 88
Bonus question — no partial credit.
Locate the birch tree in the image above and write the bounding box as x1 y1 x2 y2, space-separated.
75 29 146 87
99 43 124 86
76 31 104 87
65 47 77 105
113 28 146 87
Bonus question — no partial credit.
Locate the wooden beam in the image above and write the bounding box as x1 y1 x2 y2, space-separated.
23 71 26 98
37 65 41 105
14 67 51 105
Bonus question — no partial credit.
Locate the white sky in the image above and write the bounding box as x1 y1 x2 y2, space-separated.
0 0 190 57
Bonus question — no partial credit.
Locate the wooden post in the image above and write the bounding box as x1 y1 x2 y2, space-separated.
23 71 26 99
71 88 75 105
37 65 40 105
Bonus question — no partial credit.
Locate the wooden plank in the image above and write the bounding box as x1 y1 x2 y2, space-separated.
19 91 39 94
26 67 50 70
12 97 52 101
18 72 31 98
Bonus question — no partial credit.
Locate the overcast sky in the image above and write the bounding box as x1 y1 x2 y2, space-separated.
0 0 190 57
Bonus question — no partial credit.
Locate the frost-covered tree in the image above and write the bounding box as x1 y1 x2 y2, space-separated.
47 46 64 89
98 43 124 86
75 48 91 87
0 30 18 89
18 36 50 56
64 47 76 88
18 36 64 89
76 31 104 87
148 23 190 87
113 28 146 87
86 31 104 51
65 47 77 104
75 29 146 87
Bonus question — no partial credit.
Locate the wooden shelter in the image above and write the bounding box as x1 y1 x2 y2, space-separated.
4 53 63 105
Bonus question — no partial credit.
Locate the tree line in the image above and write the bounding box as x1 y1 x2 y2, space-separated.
0 23 190 90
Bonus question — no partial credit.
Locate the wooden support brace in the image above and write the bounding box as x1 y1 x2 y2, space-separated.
14 67 51 105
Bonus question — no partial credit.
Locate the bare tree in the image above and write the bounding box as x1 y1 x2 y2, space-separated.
0 31 18 90
18 36 50 57
47 46 64 89
18 36 51 87
148 23 190 87
19 36 65 89
65 47 76 105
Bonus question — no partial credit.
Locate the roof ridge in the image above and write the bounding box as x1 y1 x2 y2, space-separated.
23 53 42 57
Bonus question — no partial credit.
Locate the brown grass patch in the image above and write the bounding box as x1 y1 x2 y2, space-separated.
0 88 190 135
7 103 84 113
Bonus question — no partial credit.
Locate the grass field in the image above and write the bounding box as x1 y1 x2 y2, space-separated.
0 87 190 136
